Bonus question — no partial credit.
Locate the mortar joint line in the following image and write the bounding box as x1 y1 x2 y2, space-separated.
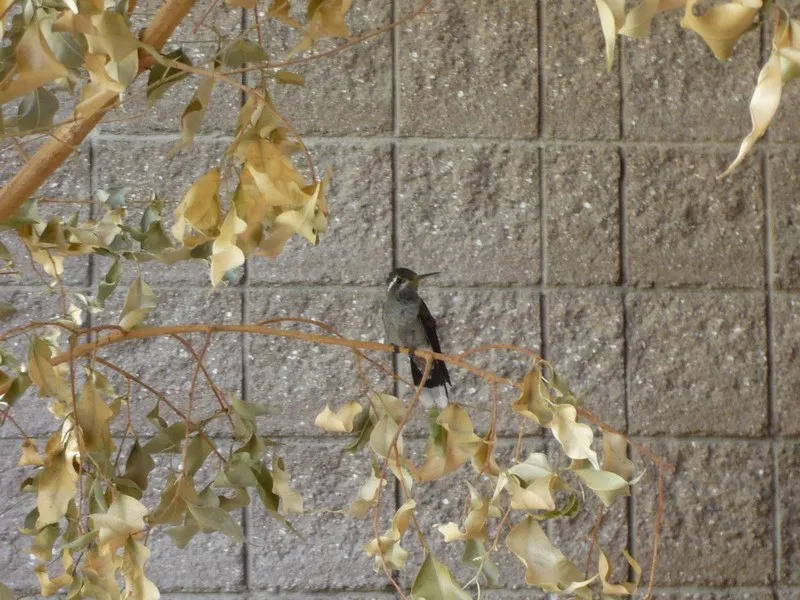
758 15 781 590
238 8 253 589
616 30 637 582
390 0 403 524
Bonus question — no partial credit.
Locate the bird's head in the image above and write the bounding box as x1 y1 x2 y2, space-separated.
386 268 438 293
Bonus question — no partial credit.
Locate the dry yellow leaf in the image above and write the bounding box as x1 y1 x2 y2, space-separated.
121 539 159 600
314 401 363 433
364 500 416 571
75 380 115 454
76 53 127 119
172 168 221 244
90 493 149 552
172 76 216 153
681 0 761 61
602 431 635 480
34 550 74 596
777 16 800 82
595 0 625 71
548 403 599 469
599 549 641 596
506 516 594 596
349 469 386 518
722 51 782 177
27 337 71 403
0 23 69 104
210 208 247 286
36 428 80 527
19 438 45 467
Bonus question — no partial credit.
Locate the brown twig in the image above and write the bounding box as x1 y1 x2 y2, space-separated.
645 470 666 600
221 0 436 76
585 503 605 577
169 333 235 430
93 355 226 462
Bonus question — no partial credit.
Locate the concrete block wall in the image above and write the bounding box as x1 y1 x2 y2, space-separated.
1 0 798 597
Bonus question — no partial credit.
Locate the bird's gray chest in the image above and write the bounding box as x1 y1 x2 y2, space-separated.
382 297 428 348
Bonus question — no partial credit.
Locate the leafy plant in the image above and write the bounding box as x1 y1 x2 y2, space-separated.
0 0 668 597
0 316 669 599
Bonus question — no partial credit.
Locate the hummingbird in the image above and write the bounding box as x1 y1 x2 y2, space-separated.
382 268 451 408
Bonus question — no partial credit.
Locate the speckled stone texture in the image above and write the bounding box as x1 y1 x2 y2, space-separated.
1 0 795 597
628 292 768 436
398 0 538 138
397 142 540 285
626 149 764 289
635 440 774 587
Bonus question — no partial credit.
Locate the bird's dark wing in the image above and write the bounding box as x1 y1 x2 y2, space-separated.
418 300 451 385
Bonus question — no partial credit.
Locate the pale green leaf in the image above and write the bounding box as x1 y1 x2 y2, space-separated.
548 403 599 469
186 503 245 542
119 276 157 330
16 87 59 134
147 47 192 106
218 38 268 67
575 468 630 507
506 516 594 596
410 553 472 600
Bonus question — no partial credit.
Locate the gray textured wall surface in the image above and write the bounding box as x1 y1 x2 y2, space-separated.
1 0 798 598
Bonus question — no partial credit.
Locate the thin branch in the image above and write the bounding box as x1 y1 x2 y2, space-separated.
221 0 435 76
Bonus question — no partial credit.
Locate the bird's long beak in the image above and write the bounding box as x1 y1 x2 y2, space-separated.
417 272 440 280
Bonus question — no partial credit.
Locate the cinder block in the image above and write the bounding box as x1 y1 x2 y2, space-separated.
651 591 773 599
628 293 767 436
254 0 393 136
768 150 800 291
398 0 538 138
246 287 388 437
397 143 540 285
775 295 800 434
544 147 620 285
626 149 764 289
92 139 231 286
249 594 394 600
248 140 393 284
779 441 800 584
634 439 774 587
542 0 621 139
622 10 759 141
547 290 626 431
248 440 391 591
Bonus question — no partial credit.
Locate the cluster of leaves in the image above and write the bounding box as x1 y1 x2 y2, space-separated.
314 365 645 598
0 0 353 288
0 326 303 599
595 0 800 175
0 313 661 599
0 0 665 597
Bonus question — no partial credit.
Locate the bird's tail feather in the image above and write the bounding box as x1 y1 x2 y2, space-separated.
409 357 449 409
